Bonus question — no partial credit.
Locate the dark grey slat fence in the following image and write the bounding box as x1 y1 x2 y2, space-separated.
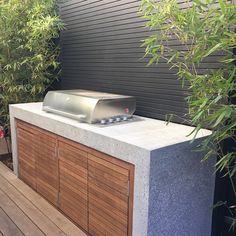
58 0 217 123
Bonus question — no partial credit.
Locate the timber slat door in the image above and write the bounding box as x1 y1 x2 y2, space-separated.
88 152 134 236
17 120 59 206
16 121 134 235
58 139 88 232
16 124 37 190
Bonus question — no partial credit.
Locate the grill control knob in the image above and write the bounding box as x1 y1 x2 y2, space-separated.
101 119 106 124
123 116 128 121
116 117 121 122
108 118 114 123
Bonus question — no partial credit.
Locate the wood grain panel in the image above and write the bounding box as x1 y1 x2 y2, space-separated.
58 140 88 231
58 136 89 152
35 129 58 206
89 161 129 196
16 121 134 235
88 184 128 235
17 127 37 190
90 210 127 236
17 120 56 139
16 120 38 135
89 190 128 223
89 199 127 231
17 120 59 206
60 192 87 217
89 180 128 212
88 153 134 236
89 153 129 174
18 160 36 190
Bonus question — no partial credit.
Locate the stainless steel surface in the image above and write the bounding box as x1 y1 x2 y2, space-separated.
43 89 136 124
116 117 121 122
101 119 106 124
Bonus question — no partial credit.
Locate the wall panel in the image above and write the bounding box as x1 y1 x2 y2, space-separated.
59 0 216 123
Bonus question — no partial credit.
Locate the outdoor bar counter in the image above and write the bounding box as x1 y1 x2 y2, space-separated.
10 102 215 236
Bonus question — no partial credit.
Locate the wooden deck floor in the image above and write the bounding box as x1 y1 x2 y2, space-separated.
0 162 86 236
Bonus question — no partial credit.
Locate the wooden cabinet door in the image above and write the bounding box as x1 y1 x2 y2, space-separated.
17 122 37 190
88 152 134 236
58 138 88 232
35 128 58 206
16 121 134 235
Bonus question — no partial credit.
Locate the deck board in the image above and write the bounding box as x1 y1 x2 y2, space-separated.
0 162 86 236
0 208 24 236
0 189 44 236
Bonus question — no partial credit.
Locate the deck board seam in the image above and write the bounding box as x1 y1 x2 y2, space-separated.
0 163 86 236
0 171 64 236
0 188 45 236
0 182 46 236
0 206 25 236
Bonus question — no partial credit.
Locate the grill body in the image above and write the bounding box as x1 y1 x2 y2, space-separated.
43 90 136 124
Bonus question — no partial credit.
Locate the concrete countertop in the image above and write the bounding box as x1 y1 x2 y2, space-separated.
10 102 210 152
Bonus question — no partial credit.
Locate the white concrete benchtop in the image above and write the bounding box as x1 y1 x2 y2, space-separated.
10 102 215 236
10 102 211 151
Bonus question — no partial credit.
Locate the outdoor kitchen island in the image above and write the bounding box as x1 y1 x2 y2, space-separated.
10 102 215 236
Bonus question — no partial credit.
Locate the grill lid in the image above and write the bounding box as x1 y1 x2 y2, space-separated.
42 89 136 124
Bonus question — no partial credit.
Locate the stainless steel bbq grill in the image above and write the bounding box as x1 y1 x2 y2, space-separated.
42 90 136 124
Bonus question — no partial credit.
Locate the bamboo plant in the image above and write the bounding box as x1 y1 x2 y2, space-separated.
0 0 64 138
141 0 236 230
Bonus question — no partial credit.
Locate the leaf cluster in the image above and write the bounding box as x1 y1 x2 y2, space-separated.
0 0 64 135
141 0 236 227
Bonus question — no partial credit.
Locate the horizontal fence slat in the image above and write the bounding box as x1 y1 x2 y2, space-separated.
59 0 223 123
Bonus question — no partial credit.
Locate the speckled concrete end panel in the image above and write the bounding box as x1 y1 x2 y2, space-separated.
148 139 216 236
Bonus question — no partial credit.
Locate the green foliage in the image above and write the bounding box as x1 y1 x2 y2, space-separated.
141 0 236 227
0 0 64 135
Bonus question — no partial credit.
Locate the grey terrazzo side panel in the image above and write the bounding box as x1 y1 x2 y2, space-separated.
148 139 216 236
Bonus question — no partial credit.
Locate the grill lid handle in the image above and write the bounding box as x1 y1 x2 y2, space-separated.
43 106 87 121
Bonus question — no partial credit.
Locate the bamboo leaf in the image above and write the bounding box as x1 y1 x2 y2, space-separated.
203 43 223 58
218 0 226 14
212 110 228 128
